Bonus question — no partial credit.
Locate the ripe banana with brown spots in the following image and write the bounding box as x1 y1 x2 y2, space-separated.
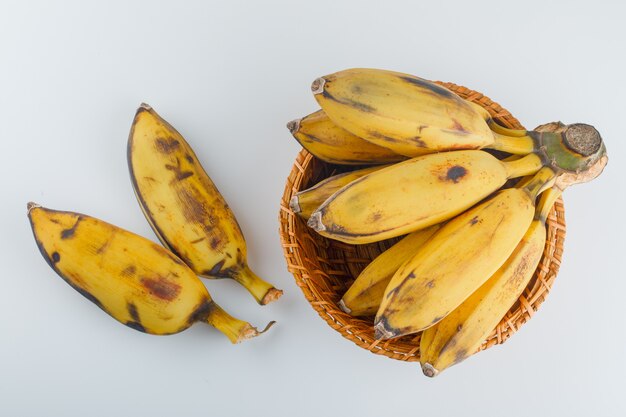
27 203 273 343
290 164 388 219
287 109 405 165
374 167 558 339
339 224 440 317
308 150 543 244
312 68 605 158
419 188 561 377
128 104 282 305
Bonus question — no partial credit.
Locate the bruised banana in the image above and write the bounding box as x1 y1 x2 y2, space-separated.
313 68 603 158
128 104 282 305
290 164 388 219
339 224 440 317
419 188 561 377
27 204 273 343
287 109 405 165
374 167 558 339
308 150 543 244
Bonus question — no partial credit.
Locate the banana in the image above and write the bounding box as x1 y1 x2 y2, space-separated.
290 164 388 219
339 224 440 317
419 188 561 377
287 110 405 165
27 203 273 343
312 68 605 159
308 150 543 244
128 104 282 305
374 167 557 339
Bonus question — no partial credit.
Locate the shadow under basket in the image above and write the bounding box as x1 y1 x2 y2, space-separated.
279 82 566 363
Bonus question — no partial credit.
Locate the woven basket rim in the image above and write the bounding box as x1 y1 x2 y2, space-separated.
279 81 566 363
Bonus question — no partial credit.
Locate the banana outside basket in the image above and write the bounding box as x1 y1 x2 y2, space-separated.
278 82 566 364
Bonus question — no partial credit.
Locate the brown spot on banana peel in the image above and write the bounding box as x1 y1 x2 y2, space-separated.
120 265 136 277
451 119 469 134
127 302 141 322
125 321 147 333
60 217 82 239
141 276 181 301
155 137 181 154
51 252 61 263
398 75 457 100
185 154 194 164
470 216 479 225
444 165 467 183
190 237 205 244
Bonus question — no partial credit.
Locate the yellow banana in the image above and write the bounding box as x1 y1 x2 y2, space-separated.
128 104 282 305
313 68 607 159
308 150 543 244
290 164 388 219
27 203 273 343
419 188 561 377
339 224 440 317
287 109 405 165
374 167 557 339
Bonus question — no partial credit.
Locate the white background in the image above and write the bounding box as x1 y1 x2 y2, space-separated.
1 1 624 416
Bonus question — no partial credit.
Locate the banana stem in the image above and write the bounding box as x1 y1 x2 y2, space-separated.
522 167 557 201
231 265 283 305
536 187 563 222
487 119 528 137
204 301 275 343
503 153 544 179
489 132 535 155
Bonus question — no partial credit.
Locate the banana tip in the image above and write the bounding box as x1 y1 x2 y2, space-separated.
139 102 152 111
311 77 326 95
286 118 301 134
307 211 326 232
289 195 301 214
261 288 283 305
337 299 351 314
27 202 41 214
373 318 396 340
236 321 276 343
421 363 439 378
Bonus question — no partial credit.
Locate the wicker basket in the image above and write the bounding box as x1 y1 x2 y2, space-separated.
279 82 566 363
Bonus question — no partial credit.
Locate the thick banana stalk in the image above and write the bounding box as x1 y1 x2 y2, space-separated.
128 104 282 305
339 224 440 317
313 68 605 164
290 164 388 219
419 189 561 377
287 110 405 165
374 167 557 339
308 150 543 244
27 204 273 343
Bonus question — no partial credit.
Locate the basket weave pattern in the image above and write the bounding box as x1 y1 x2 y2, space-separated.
279 82 566 362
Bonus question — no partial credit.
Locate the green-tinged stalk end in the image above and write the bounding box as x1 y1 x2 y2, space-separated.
231 265 282 305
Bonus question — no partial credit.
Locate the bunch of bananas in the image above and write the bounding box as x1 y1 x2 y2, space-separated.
288 68 608 376
28 104 282 343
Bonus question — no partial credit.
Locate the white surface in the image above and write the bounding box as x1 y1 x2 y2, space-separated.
1 1 625 416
